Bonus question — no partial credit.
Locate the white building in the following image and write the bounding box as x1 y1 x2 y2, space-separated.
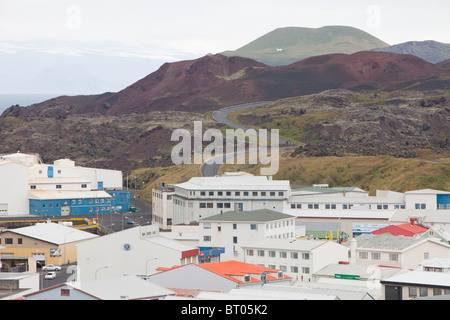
198 209 296 261
0 152 129 217
347 234 450 270
76 224 199 281
152 182 174 230
243 239 349 281
0 161 30 216
171 175 290 225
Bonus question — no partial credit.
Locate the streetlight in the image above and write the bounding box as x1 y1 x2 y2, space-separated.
95 265 109 280
145 258 158 276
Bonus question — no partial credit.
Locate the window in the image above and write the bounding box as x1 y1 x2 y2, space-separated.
419 287 428 297
389 253 399 261
5 238 13 244
253 192 258 196
243 192 249 196
302 267 310 274
415 203 426 209
56 185 62 189
291 252 298 259
200 191 206 196
270 192 275 196
226 191 231 196
359 252 368 259
233 236 238 244
217 191 223 196
72 200 76 204
296 204 302 209
224 203 231 208
261 192 266 196
433 288 442 296
61 289 70 297
81 184 87 188
371 252 381 260
409 287 417 298
217 203 224 208
278 192 284 196
250 224 257 230
203 223 211 229
279 251 287 258
291 204 295 209
258 250 265 257
233 224 237 230
302 252 310 260
203 236 211 242
291 266 299 273
235 191 240 196
269 251 276 257
247 250 254 256
30 185 36 189
207 203 213 208
209 191 214 196
199 203 206 208
424 252 429 260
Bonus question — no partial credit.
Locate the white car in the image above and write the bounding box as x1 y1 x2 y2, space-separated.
44 272 56 280
42 264 61 271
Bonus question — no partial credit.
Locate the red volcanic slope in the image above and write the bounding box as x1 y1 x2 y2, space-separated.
3 52 447 118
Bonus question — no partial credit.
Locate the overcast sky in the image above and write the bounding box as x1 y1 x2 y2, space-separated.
1 0 449 60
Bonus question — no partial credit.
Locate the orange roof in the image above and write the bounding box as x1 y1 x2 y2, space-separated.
197 260 291 284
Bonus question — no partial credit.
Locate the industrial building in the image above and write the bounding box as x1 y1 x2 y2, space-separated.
0 152 130 217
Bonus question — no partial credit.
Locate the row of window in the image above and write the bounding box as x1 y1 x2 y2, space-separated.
272 265 310 274
409 287 450 298
289 203 407 210
358 251 399 261
247 249 310 260
30 184 88 190
40 198 109 208
0 238 23 245
191 191 285 197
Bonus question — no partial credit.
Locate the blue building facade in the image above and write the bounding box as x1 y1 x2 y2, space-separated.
437 194 450 210
29 190 131 217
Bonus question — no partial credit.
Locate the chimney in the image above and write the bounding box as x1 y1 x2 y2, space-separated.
410 218 415 226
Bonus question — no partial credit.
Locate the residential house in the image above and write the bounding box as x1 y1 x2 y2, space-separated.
21 276 175 300
347 234 450 269
242 238 349 281
147 260 292 293
0 221 98 269
198 209 296 261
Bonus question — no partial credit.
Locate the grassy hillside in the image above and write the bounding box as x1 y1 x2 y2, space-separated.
219 154 450 196
221 26 389 66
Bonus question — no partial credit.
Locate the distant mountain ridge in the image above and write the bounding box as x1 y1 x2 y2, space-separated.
221 26 389 66
372 40 450 64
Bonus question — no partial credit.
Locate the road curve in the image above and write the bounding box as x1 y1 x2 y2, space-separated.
202 101 292 177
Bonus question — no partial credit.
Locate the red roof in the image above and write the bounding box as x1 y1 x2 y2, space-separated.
372 222 428 237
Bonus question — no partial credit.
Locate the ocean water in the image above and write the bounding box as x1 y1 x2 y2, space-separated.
0 93 61 115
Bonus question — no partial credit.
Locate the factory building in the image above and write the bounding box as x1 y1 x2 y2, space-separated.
0 152 130 217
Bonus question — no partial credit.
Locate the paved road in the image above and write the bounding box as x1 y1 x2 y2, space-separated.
202 101 293 177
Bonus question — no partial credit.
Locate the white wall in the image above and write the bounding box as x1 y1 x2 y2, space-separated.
0 162 30 216
76 225 187 281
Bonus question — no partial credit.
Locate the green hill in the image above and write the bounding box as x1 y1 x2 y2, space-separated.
221 26 389 66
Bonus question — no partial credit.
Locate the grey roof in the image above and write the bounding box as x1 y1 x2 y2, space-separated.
262 283 373 300
313 263 404 280
200 209 293 222
345 234 422 250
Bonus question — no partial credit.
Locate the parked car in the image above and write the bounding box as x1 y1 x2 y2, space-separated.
45 272 56 280
42 264 61 271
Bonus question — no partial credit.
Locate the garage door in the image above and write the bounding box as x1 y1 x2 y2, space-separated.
32 253 46 262
0 203 8 216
